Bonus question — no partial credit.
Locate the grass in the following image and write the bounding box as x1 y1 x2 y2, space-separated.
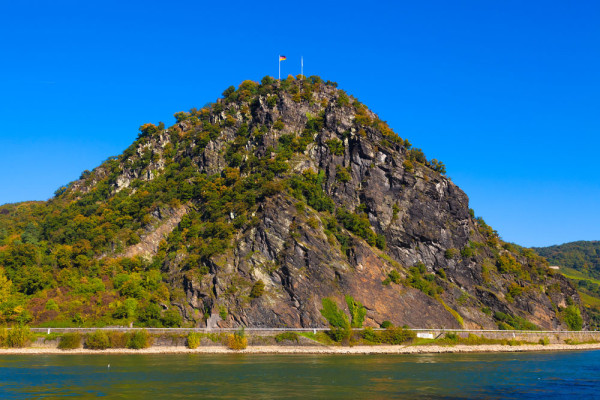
297 331 335 345
561 267 600 285
437 298 465 328
579 292 600 308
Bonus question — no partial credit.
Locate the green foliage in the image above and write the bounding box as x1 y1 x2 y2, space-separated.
345 295 367 328
362 327 416 344
126 329 151 349
326 139 345 156
58 332 82 349
445 248 458 260
460 246 474 259
336 208 384 249
380 320 393 329
274 332 299 343
219 306 228 321
289 170 334 213
187 332 202 349
320 298 349 329
336 92 350 106
494 311 539 330
161 309 182 327
249 280 265 298
535 241 600 279
3 325 32 348
406 263 442 297
563 305 583 331
85 330 110 350
335 165 351 183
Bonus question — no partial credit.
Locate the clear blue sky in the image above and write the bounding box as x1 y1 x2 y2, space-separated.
0 0 598 247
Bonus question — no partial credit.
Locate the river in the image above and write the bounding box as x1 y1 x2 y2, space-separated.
1 350 598 398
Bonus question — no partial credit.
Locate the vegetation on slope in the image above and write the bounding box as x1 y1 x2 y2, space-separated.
0 75 582 330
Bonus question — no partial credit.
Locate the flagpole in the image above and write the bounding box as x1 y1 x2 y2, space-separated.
301 56 303 78
278 56 281 80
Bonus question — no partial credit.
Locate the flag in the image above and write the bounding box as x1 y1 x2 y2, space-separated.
279 55 287 61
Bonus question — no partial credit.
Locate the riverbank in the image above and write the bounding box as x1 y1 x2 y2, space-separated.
2 343 600 355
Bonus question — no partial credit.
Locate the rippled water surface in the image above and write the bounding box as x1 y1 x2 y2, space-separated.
0 350 599 399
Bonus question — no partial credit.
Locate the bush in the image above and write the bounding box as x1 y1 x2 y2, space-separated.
107 331 128 348
274 332 298 343
346 295 366 328
250 280 265 298
444 248 458 260
444 332 459 342
326 139 345 156
187 332 202 349
539 336 550 345
226 328 247 350
460 246 474 259
58 332 82 349
320 298 349 329
126 330 151 349
4 325 31 348
161 309 182 328
380 320 393 329
85 331 110 350
362 327 415 344
379 327 416 344
563 305 583 331
335 165 351 183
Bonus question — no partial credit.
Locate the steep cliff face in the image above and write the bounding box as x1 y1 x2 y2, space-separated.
0 76 583 330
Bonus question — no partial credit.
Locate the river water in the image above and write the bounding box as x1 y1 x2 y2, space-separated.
0 350 598 399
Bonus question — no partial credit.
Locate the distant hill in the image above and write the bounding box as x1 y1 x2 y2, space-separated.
535 241 600 279
535 241 600 329
0 76 584 331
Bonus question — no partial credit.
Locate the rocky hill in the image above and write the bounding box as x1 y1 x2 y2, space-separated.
0 76 585 330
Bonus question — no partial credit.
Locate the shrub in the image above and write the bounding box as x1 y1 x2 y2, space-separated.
107 331 128 348
85 331 110 350
388 270 401 284
444 248 458 260
250 280 265 298
161 309 182 328
539 336 550 345
5 325 31 348
226 328 247 350
563 305 583 331
380 320 393 329
326 139 345 156
346 295 366 328
274 332 299 343
335 165 351 183
320 298 349 329
460 246 474 259
444 332 459 342
187 332 202 349
379 327 416 344
362 327 415 344
126 330 151 349
58 332 82 350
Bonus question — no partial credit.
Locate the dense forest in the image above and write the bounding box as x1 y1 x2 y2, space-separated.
535 241 600 278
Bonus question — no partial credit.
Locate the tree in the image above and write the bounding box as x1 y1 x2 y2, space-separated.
0 268 12 300
222 85 236 98
21 223 41 245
